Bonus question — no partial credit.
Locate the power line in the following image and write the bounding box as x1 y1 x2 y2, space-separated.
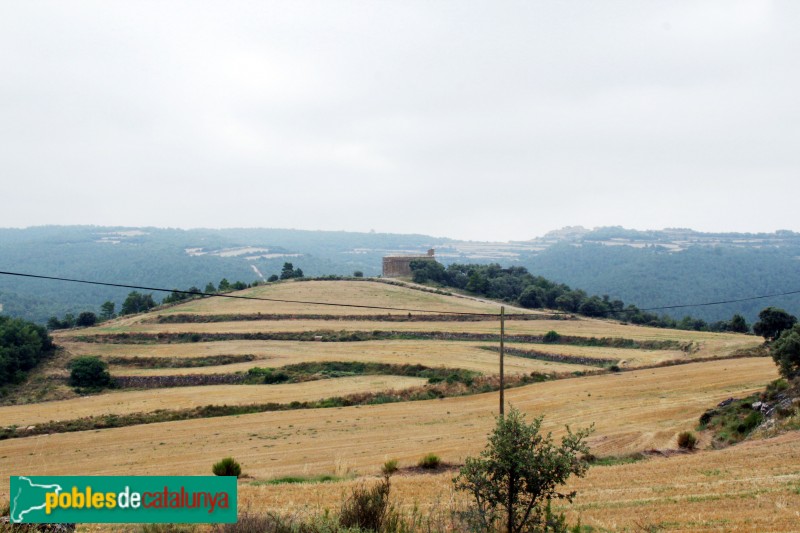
634 289 800 312
1 269 798 319
0 270 508 317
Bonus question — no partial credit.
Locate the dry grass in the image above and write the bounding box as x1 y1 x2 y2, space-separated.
153 280 516 316
10 281 780 530
239 431 800 532
0 358 777 503
0 375 428 427
72 315 759 347
60 339 599 377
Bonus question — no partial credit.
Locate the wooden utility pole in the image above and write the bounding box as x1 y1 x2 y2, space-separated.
499 305 505 416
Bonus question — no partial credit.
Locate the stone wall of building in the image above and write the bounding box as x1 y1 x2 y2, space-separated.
382 249 436 278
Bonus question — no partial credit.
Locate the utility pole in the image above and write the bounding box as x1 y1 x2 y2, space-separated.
499 305 505 417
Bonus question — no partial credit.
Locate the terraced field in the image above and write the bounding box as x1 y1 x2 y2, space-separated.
0 279 788 530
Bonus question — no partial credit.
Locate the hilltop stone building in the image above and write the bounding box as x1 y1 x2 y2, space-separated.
382 249 436 278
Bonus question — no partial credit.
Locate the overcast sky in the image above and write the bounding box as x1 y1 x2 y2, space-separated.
1 1 798 241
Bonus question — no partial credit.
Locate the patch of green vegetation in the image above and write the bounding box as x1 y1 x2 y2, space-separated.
108 354 256 368
585 453 646 467
75 330 686 350
698 394 763 446
243 361 479 386
253 474 346 485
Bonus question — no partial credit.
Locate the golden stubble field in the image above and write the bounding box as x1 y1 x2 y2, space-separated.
0 375 428 426
60 339 600 376
2 280 790 530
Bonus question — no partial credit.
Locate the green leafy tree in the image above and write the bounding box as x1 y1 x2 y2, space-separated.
353 271 364 278
454 408 592 533
280 263 304 280
729 314 749 333
753 307 797 342
75 311 97 327
99 301 116 321
204 282 217 295
770 324 800 379
280 262 296 280
0 316 53 385
46 316 65 330
120 291 157 315
218 278 231 292
267 275 279 282
62 313 76 328
68 356 112 389
162 289 188 304
518 286 545 309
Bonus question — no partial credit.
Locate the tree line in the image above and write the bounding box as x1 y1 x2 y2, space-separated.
45 263 307 330
410 261 749 333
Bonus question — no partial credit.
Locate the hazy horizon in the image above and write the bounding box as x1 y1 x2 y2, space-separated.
1 222 798 244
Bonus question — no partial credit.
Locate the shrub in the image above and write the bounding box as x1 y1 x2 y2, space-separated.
69 356 112 389
382 459 399 476
737 411 763 434
417 453 441 470
339 475 392 531
454 407 592 533
212 457 242 477
677 431 697 450
542 330 561 343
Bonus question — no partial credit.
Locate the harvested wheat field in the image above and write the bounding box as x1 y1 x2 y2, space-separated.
0 358 777 492
0 375 427 426
151 280 524 316
4 280 787 530
73 315 760 353
241 431 800 532
60 339 598 376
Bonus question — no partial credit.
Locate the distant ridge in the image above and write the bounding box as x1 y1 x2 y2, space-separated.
1 225 799 324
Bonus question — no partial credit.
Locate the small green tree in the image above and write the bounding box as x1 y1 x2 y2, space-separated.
770 324 800 379
69 356 112 389
729 314 749 334
353 271 364 278
120 291 156 315
280 262 296 280
454 408 592 533
99 301 116 321
753 307 797 342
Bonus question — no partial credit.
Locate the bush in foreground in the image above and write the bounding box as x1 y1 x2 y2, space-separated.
212 457 242 478
454 407 592 533
339 473 393 531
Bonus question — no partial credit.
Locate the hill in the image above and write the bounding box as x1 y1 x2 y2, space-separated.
2 278 792 530
516 227 800 324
